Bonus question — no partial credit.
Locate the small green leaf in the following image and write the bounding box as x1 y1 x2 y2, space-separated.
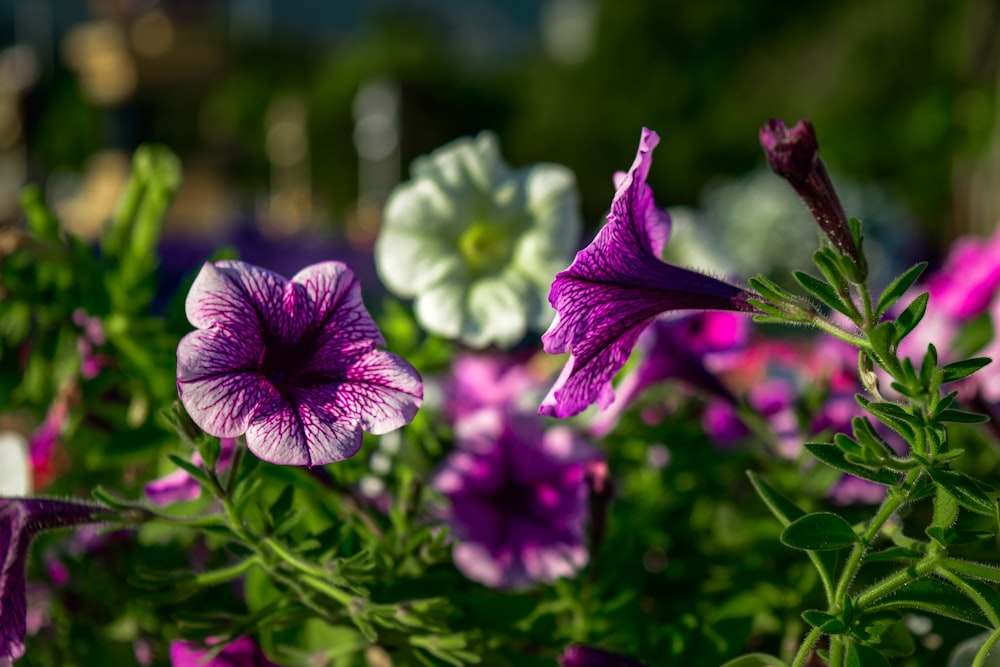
781 512 858 551
166 454 212 487
802 609 848 634
895 292 929 342
746 471 805 527
928 469 995 516
932 485 960 530
805 443 900 485
936 408 990 424
868 321 898 358
875 262 927 318
793 271 856 318
720 654 790 667
846 641 891 667
865 546 923 563
941 357 992 383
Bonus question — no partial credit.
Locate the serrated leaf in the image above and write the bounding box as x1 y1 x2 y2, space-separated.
928 469 995 516
895 292 929 342
781 512 858 551
941 357 992 383
794 271 856 318
875 262 927 318
720 654 790 667
846 641 891 667
805 443 900 485
802 609 848 634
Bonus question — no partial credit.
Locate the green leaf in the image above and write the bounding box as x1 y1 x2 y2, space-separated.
802 609 848 634
868 321 898 358
166 454 212 487
928 469 996 516
866 576 997 628
936 409 990 424
875 262 927 318
720 655 789 667
781 512 858 551
932 484 960 530
793 271 856 318
805 443 900 485
846 641 891 667
895 292 929 342
941 357 992 383
865 546 923 563
746 471 806 527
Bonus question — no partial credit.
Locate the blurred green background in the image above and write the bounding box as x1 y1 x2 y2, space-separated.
1 0 998 259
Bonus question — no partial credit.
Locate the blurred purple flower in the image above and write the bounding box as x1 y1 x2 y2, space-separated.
443 352 546 422
169 636 277 667
760 119 859 264
559 644 648 667
590 311 748 436
540 128 756 419
433 409 599 589
176 260 423 467
701 398 750 448
0 497 110 665
145 439 236 506
72 309 109 380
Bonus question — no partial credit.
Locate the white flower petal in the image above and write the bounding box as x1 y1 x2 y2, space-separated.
375 229 467 298
414 282 468 340
464 274 529 348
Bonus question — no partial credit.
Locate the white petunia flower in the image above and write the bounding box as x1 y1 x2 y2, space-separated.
375 132 581 348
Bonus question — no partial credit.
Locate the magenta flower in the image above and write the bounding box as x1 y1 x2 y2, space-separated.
0 497 111 665
589 311 748 436
176 260 423 467
559 644 648 667
169 636 278 667
759 119 859 265
539 128 756 419
145 439 236 506
433 409 599 589
442 352 547 422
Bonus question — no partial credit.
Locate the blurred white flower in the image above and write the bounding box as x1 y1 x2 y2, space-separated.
375 132 581 348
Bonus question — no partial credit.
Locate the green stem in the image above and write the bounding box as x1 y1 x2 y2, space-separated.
829 636 844 667
974 627 1000 667
791 626 823 667
853 555 940 608
833 469 919 602
936 567 1000 627
941 557 1000 584
809 315 871 349
191 557 260 588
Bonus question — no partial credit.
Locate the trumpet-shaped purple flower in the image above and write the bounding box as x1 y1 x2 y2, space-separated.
559 644 648 667
433 409 599 589
177 260 423 467
540 128 756 419
0 497 110 665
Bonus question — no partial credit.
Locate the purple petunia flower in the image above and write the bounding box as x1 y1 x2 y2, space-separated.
169 636 278 667
539 128 756 419
176 260 423 467
433 409 600 589
0 497 111 665
558 644 648 667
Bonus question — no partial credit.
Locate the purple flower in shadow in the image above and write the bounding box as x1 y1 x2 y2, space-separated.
589 311 748 436
0 497 111 665
559 644 648 667
169 636 278 667
433 409 599 589
177 260 423 467
539 128 756 419
145 439 236 506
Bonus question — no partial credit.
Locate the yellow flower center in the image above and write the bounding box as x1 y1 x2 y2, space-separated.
458 219 518 275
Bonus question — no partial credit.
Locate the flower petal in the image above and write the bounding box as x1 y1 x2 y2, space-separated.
336 349 424 434
185 261 291 342
464 273 530 348
177 329 271 438
245 390 362 467
539 129 751 418
375 230 468 298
